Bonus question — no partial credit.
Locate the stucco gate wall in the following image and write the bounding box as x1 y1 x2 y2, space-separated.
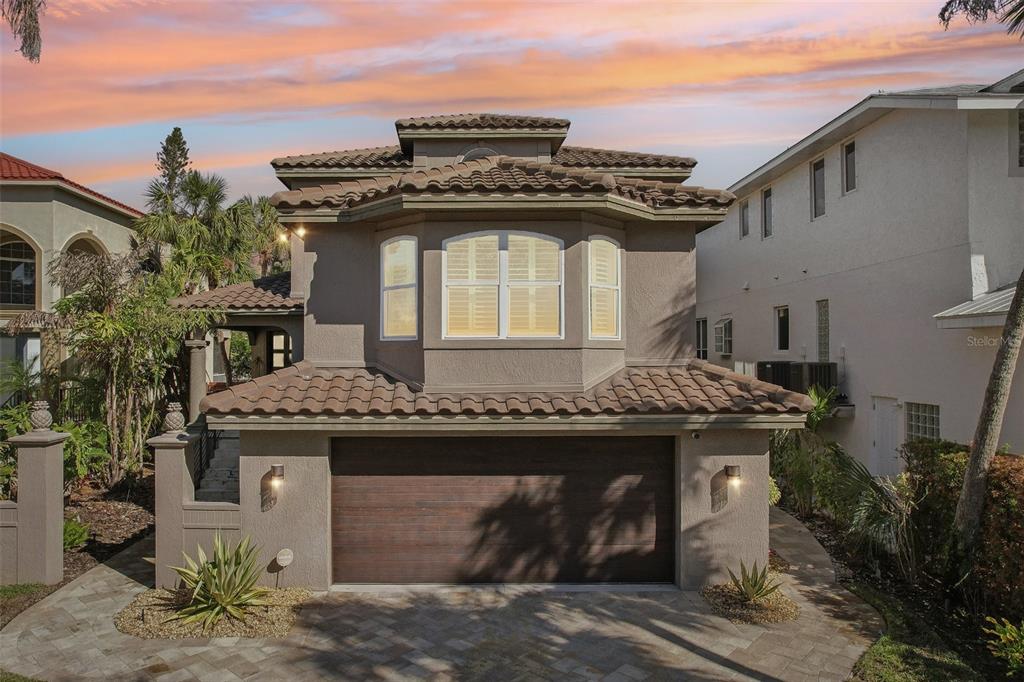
235 427 769 591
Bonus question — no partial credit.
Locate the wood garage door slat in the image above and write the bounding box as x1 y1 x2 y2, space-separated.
330 436 675 584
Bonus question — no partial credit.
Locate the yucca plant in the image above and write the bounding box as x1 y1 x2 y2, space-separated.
727 560 781 602
168 533 268 632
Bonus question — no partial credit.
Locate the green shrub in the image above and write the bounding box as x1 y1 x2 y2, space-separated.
169 534 267 632
768 475 781 506
0 404 32 500
229 332 252 382
62 518 89 550
55 419 109 493
984 617 1024 678
727 560 781 603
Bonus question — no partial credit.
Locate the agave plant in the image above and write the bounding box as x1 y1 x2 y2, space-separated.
169 533 268 631
727 560 781 602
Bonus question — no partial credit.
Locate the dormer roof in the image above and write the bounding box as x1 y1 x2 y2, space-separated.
394 113 570 154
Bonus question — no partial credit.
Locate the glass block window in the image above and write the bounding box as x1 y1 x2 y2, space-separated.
695 318 708 359
1 231 37 307
816 299 830 362
906 402 940 440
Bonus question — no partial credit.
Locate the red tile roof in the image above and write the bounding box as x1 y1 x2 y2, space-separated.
0 153 143 218
202 361 812 417
170 272 301 311
271 156 732 212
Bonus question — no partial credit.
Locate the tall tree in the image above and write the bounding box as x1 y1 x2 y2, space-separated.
940 0 1024 35
953 267 1024 560
147 127 192 214
237 195 286 277
1 0 45 62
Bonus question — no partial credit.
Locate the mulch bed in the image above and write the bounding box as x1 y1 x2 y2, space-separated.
700 581 800 624
114 588 310 639
0 466 155 630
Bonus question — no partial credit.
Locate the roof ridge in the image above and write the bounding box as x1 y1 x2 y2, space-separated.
271 144 402 164
0 152 64 179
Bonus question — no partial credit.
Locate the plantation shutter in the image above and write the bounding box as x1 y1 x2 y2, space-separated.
445 234 499 337
507 234 560 337
589 238 620 338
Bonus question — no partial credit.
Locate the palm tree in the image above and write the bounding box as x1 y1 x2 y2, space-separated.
237 195 286 277
1 0 45 62
940 0 1024 35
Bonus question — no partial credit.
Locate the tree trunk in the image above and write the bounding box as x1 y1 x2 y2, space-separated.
217 329 233 386
953 266 1024 558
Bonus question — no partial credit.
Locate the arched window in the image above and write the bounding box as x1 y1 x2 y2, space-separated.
459 147 500 162
380 236 418 339
1 229 37 308
588 237 621 339
443 231 562 339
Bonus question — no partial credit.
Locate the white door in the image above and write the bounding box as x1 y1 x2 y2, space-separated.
871 396 900 476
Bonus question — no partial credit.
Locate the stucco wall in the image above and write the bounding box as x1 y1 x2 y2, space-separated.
0 502 17 584
677 430 770 588
696 107 1024 472
238 431 332 590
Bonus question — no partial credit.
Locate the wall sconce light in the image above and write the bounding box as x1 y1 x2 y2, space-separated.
295 226 306 238
271 464 285 489
724 465 741 482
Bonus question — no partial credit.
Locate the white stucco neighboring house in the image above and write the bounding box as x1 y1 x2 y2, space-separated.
696 69 1024 475
1 152 142 401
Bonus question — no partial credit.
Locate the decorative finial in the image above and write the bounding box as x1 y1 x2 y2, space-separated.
29 401 52 431
162 402 186 433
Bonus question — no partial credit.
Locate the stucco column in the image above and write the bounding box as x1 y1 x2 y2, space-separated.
147 403 197 589
7 402 69 585
185 338 208 423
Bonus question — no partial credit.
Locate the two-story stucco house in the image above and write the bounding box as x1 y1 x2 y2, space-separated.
170 113 811 591
1 153 142 402
696 70 1024 476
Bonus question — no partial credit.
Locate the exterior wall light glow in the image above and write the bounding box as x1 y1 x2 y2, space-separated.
724 465 741 481
278 232 288 243
271 464 285 489
295 226 307 238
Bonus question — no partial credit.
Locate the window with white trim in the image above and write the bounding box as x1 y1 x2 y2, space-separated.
811 158 826 219
739 200 750 238
695 318 708 360
906 402 940 440
842 140 857 192
714 318 732 355
443 231 562 339
774 305 789 352
761 187 773 238
380 236 418 339
588 237 620 339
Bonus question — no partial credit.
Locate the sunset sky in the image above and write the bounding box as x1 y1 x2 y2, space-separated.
1 0 1021 210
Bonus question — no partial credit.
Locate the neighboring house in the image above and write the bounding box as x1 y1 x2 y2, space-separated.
171 113 812 591
696 70 1024 476
0 153 142 401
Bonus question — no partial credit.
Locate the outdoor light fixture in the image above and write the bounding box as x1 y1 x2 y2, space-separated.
724 465 741 481
295 226 306 237
270 464 285 489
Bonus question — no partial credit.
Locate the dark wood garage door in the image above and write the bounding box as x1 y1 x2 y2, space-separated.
330 436 675 584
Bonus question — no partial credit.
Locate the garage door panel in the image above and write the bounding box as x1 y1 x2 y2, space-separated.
330 436 675 583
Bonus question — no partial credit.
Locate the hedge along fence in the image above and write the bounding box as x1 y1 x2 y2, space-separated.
901 439 1024 620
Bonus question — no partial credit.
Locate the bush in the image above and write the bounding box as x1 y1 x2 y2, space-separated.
56 419 110 493
229 332 252 383
63 518 89 550
727 560 781 603
170 534 267 632
768 476 781 506
984 617 1024 678
0 404 32 500
902 440 1024 619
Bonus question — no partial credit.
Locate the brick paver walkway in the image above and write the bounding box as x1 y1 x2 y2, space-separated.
1 508 881 681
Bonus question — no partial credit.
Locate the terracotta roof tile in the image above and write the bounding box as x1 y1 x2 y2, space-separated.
202 360 812 417
555 146 696 169
170 272 301 311
394 113 570 131
271 145 410 170
0 152 143 217
271 156 732 213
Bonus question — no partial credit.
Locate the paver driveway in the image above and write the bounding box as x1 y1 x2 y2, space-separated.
0 509 881 681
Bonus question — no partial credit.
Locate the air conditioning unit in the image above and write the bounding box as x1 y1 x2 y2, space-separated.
789 362 839 394
756 361 793 388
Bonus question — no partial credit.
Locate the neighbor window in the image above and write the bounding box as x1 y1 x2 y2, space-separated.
269 332 291 371
695 318 708 359
588 237 620 339
381 236 418 339
811 158 826 218
739 200 750 238
843 141 857 193
816 299 830 362
0 231 36 308
714 318 732 355
774 306 790 352
444 231 562 338
906 402 940 440
761 187 773 238
1018 111 1024 168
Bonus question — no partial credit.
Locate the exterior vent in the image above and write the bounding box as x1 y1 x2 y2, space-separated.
757 361 838 394
756 361 793 388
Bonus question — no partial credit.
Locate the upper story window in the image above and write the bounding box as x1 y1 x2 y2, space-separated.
1 230 37 308
816 299 830 362
761 188 773 238
443 231 562 339
714 318 732 356
588 237 621 339
739 199 750 238
774 305 790 352
842 141 857 193
1018 111 1024 168
811 158 826 219
380 236 418 339
695 318 708 360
